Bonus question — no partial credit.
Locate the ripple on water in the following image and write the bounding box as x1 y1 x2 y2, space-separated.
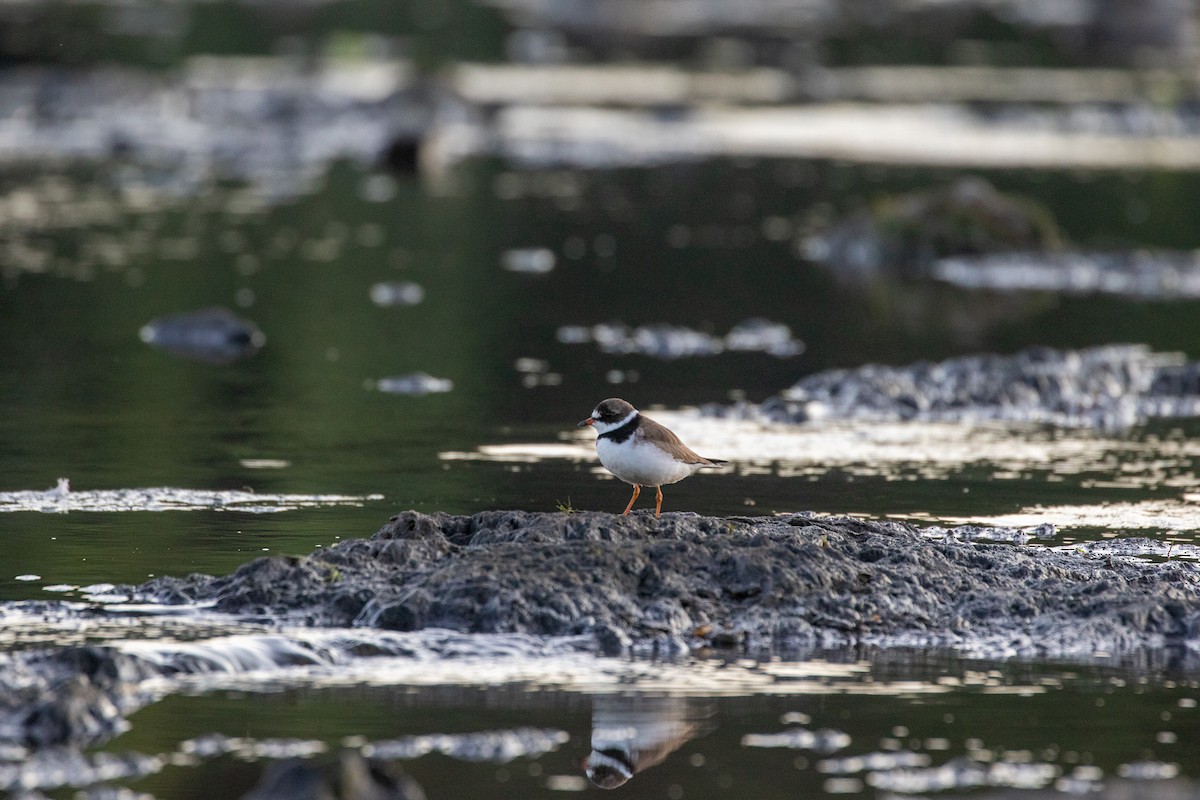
361 728 570 762
0 480 384 513
2 594 1196 794
740 727 851 753
944 500 1200 539
555 318 803 359
866 757 1060 793
0 601 1053 698
0 750 164 793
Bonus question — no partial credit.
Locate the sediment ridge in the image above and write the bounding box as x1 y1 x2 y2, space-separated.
6 509 1200 756
137 510 1200 657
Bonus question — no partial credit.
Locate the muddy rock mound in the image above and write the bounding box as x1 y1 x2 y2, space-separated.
134 510 1200 658
723 344 1200 428
0 645 161 749
803 176 1064 277
11 509 1200 751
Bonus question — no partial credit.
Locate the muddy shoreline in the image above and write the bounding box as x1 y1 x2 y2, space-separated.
4 509 1200 763
131 510 1200 657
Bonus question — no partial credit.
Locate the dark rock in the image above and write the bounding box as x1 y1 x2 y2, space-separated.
804 177 1064 277
380 136 423 177
240 751 425 800
207 556 343 619
139 307 265 364
9 508 1200 754
0 66 434 204
123 510 1200 657
728 344 1200 428
708 629 744 649
4 646 160 748
378 511 452 541
594 624 633 656
360 588 433 632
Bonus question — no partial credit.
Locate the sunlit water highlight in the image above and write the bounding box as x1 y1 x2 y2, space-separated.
0 480 384 514
444 412 1200 535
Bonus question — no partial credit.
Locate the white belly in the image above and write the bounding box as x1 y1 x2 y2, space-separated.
596 438 699 487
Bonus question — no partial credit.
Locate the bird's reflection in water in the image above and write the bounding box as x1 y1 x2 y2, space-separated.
584 695 712 789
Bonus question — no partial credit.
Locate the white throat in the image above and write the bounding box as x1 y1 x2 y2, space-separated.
592 409 638 435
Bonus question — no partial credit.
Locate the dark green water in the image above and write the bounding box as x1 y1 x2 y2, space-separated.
3 159 1200 595
100 651 1200 798
5 155 1200 798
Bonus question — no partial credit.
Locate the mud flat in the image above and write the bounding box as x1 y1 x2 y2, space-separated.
129 510 1200 659
3 509 1200 779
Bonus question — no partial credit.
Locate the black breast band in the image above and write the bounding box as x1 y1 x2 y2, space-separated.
598 414 640 444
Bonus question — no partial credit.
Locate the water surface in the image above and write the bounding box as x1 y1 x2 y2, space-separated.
4 37 1200 795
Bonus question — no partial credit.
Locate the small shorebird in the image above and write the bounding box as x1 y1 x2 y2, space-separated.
577 398 725 517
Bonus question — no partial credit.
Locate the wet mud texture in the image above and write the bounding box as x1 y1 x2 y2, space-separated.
140 510 1200 658
9 509 1200 754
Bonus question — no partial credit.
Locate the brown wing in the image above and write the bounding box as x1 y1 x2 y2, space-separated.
638 416 724 466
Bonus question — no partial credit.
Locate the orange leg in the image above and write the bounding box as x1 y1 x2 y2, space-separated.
621 484 641 515
655 486 663 518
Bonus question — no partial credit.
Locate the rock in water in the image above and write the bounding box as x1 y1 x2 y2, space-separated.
803 176 1063 277
139 307 265 364
129 510 1200 659
372 373 454 395
740 344 1200 429
240 752 426 800
10 509 1200 752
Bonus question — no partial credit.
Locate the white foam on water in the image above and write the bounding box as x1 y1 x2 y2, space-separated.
0 484 384 513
